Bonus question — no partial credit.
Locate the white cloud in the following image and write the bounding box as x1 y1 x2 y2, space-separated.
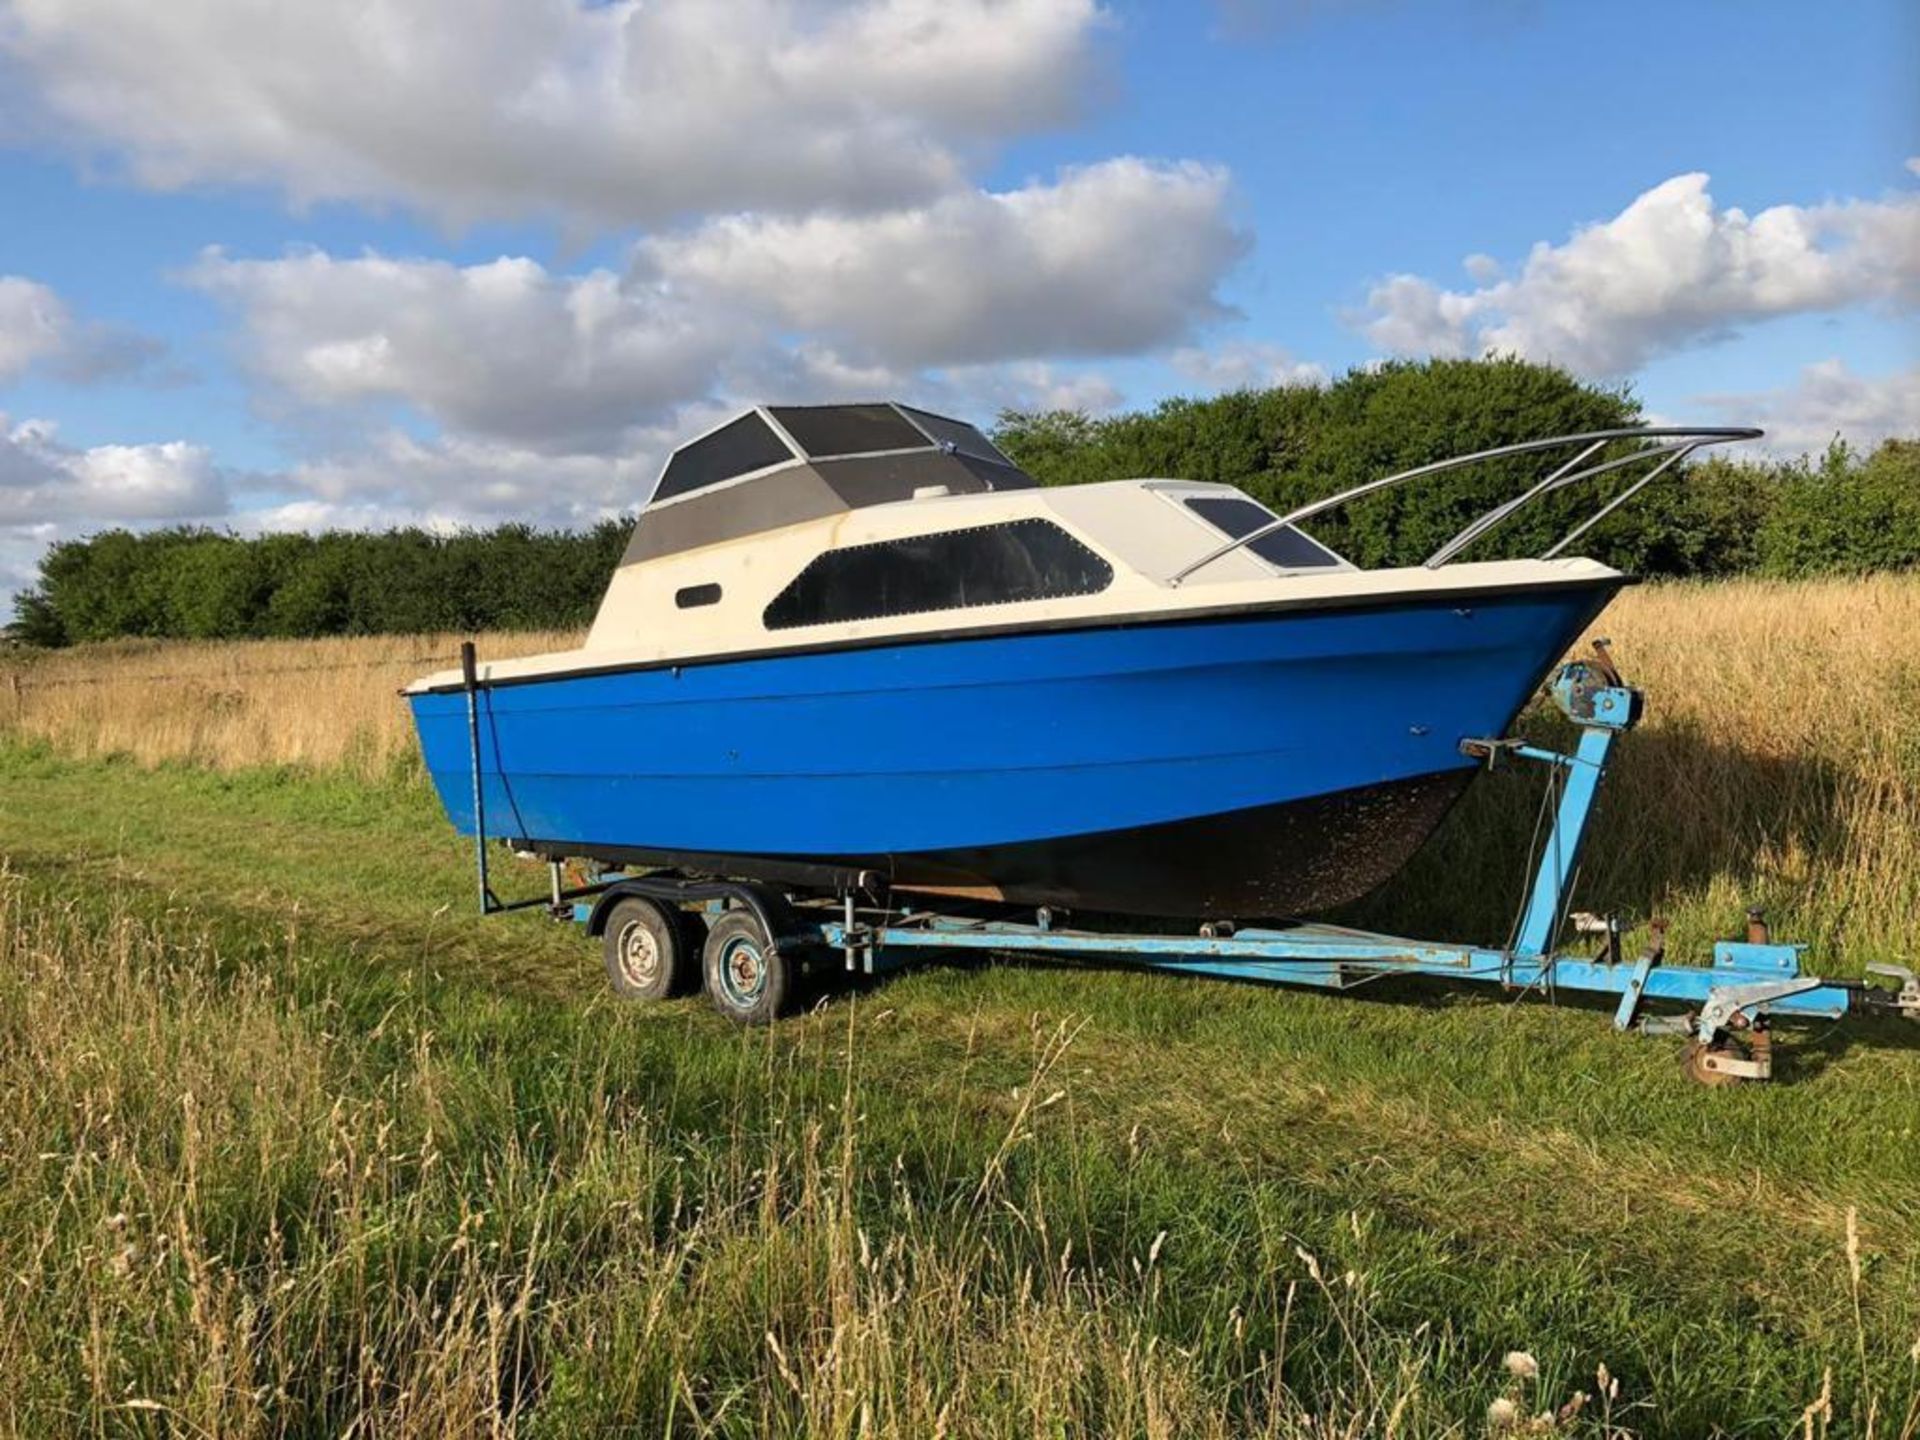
57 441 223 518
0 276 69 383
746 344 916 406
1461 253 1502 284
955 361 1124 415
1359 274 1478 358
1170 340 1326 392
814 360 1120 420
0 414 230 598
777 0 1107 138
1694 360 1920 457
0 527 55 605
276 427 672 533
0 273 175 386
1360 172 1920 375
50 325 176 386
0 416 226 528
643 158 1245 366
190 250 734 455
187 160 1237 455
2 0 1106 228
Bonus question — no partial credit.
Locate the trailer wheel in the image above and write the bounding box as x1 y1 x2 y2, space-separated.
703 909 789 1025
603 897 699 1001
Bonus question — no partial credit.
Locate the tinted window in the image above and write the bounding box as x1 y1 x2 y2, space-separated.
1184 496 1341 570
898 405 1015 466
768 404 926 458
951 453 1039 492
675 583 722 609
765 518 1112 630
655 413 793 502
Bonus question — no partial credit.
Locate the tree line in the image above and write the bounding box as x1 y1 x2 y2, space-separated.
7 522 632 648
9 358 1917 647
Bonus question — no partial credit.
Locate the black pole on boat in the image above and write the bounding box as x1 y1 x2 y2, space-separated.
461 640 493 916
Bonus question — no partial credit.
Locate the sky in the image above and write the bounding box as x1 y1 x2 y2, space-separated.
1 0 1915 602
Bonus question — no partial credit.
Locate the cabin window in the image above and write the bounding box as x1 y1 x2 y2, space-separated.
1183 496 1343 570
897 406 1017 467
768 404 927 458
654 413 794 502
763 519 1113 631
675 583 722 609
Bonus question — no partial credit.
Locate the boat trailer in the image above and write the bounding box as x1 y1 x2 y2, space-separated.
459 642 1919 1083
805 644 1916 1082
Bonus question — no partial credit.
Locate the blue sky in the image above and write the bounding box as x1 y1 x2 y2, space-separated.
1 0 1915 599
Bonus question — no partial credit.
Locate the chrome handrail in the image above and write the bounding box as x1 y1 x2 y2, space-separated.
1424 439 1701 568
1165 426 1762 585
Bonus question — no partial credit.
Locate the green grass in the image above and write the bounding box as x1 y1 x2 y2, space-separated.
1 743 1917 1436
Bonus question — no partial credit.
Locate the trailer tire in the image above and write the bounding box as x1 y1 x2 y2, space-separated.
603 897 699 1001
703 909 789 1025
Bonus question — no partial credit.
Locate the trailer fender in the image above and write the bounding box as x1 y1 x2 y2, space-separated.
584 877 800 955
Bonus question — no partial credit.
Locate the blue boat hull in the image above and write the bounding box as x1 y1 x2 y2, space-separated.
411 581 1620 918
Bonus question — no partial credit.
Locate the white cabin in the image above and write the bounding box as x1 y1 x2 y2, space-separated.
408 403 1611 693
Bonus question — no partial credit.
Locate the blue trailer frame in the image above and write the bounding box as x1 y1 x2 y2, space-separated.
454 639 1915 1082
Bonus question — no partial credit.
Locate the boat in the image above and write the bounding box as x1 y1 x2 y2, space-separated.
405 404 1756 919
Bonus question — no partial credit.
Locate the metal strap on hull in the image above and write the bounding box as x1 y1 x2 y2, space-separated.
461 640 494 915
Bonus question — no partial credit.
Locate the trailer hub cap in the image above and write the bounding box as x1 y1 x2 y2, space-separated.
616 921 661 989
719 936 766 1005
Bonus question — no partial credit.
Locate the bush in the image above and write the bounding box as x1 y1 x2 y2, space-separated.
1758 440 1920 576
14 522 631 646
3 589 67 648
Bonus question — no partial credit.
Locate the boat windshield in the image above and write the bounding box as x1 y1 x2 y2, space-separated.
767 403 1020 470
897 406 1017 466
1183 496 1343 570
769 404 927 457
654 413 795 502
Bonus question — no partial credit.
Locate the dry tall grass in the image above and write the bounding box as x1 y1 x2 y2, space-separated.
0 630 579 779
1581 574 1919 962
1355 575 1920 969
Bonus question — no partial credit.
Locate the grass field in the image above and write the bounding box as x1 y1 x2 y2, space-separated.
2 577 1918 1436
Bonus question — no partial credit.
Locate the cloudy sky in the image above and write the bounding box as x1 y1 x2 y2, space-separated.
1 0 1915 600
